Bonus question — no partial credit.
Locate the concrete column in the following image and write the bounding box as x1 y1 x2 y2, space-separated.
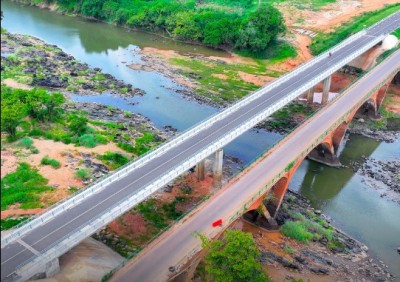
322 75 332 104
260 204 278 227
307 86 314 104
195 159 206 181
213 149 223 189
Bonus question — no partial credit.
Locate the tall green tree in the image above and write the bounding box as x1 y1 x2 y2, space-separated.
235 4 285 53
199 230 269 282
42 91 65 121
1 93 27 140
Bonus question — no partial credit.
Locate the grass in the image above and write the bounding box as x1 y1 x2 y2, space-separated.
75 168 92 180
235 40 297 61
136 197 186 229
1 217 29 230
170 56 271 104
1 162 52 210
40 156 61 169
98 151 130 170
117 132 157 156
310 4 400 55
281 211 333 243
281 221 314 242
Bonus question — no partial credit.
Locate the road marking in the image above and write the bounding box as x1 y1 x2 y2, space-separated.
16 240 40 256
2 21 397 271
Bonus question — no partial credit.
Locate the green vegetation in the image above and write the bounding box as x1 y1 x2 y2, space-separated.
281 212 333 243
199 230 270 282
31 0 286 55
310 4 400 55
75 168 92 180
1 87 157 154
266 103 314 132
1 217 29 230
117 132 156 156
40 156 61 169
1 163 52 210
98 151 130 169
136 197 186 229
19 137 34 149
283 245 295 254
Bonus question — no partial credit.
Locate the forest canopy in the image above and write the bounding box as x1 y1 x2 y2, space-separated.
43 0 286 54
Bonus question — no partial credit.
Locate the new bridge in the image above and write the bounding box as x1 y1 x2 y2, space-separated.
1 11 399 282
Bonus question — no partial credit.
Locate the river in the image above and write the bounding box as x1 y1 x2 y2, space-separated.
2 1 400 278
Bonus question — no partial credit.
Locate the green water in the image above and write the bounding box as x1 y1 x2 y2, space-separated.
2 1 400 278
291 134 400 277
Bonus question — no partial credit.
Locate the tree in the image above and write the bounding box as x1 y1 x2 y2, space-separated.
1 93 27 140
68 114 88 136
235 4 285 53
42 91 65 121
199 230 269 282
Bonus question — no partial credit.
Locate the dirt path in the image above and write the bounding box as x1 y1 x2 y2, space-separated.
1 208 44 219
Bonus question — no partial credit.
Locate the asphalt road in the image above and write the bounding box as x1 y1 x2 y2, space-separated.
1 12 399 282
111 49 400 282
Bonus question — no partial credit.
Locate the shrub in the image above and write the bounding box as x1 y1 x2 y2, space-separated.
30 147 39 154
41 156 61 169
19 137 33 148
98 151 129 170
75 169 92 180
29 128 45 137
78 134 96 148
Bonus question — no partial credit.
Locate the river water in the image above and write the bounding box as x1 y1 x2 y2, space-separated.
2 1 399 277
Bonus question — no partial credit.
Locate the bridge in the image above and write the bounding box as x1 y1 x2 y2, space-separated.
110 49 400 282
1 12 399 282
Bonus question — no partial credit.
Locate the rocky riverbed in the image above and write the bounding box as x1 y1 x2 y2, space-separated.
241 190 396 281
349 156 400 203
1 32 144 97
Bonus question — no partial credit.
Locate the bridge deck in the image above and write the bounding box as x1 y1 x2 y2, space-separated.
1 12 399 281
111 49 400 282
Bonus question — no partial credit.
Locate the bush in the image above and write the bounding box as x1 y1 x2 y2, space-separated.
30 147 40 154
41 156 61 169
29 128 45 137
75 169 92 180
78 134 96 148
19 137 34 148
98 151 129 170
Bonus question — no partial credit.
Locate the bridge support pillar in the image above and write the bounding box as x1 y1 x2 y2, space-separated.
213 149 223 189
322 75 332 104
260 204 278 227
307 87 314 104
196 159 206 181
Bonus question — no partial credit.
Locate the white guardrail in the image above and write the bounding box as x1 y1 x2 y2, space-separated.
13 33 392 282
0 15 376 248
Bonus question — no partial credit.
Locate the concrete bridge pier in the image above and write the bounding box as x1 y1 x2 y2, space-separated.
213 149 223 189
195 159 206 181
322 75 332 104
307 86 315 104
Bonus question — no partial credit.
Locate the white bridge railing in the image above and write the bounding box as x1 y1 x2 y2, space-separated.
12 32 394 282
1 14 381 248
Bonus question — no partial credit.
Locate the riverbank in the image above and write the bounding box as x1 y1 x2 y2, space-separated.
1 31 144 97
